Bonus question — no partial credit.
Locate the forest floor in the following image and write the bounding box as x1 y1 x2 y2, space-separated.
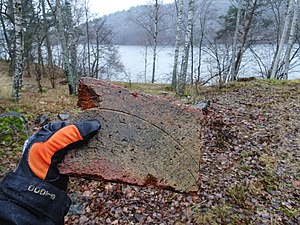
0 64 299 224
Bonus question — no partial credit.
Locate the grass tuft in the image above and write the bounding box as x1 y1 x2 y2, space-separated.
0 73 12 99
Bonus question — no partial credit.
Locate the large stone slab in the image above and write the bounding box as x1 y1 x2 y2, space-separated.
60 78 202 193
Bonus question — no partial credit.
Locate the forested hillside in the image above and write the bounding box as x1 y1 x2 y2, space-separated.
99 0 230 45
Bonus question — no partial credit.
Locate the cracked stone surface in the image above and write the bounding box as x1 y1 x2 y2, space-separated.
60 78 203 193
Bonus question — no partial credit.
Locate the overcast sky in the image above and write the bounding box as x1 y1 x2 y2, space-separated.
89 0 174 16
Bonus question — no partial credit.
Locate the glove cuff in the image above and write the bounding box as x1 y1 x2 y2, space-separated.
0 172 71 224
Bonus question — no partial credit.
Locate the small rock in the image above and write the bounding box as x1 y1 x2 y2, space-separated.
191 100 210 110
134 213 143 222
206 200 213 207
159 91 169 96
215 193 223 198
58 113 69 121
79 215 88 224
123 207 129 213
68 204 83 215
258 210 270 219
146 216 154 223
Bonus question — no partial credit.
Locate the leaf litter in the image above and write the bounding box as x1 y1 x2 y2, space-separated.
65 80 300 224
0 79 299 224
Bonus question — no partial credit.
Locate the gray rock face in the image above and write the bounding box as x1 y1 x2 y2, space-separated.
60 78 203 193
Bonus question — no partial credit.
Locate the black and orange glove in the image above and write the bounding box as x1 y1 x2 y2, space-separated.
14 120 101 191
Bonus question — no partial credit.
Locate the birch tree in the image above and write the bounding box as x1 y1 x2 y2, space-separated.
231 0 259 81
56 0 75 95
65 1 78 94
265 0 286 78
151 0 159 83
196 0 211 84
0 0 14 71
171 0 184 89
12 0 23 101
42 0 56 88
190 20 194 85
282 0 299 79
176 0 194 95
217 0 268 82
32 9 44 93
270 0 293 79
85 0 91 77
129 0 168 83
22 1 36 79
228 0 242 81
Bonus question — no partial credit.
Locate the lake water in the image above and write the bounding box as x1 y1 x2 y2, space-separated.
117 45 174 83
116 45 300 84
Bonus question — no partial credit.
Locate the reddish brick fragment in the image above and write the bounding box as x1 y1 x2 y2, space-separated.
60 78 203 193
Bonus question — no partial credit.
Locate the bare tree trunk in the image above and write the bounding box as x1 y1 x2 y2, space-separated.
176 0 195 95
56 0 74 94
36 43 43 93
42 0 55 88
151 44 157 83
197 33 203 83
144 44 148 83
151 0 159 83
172 0 184 89
66 1 78 94
228 0 242 82
92 39 100 78
231 0 258 81
12 0 23 101
85 0 91 76
197 0 210 84
0 1 13 71
129 0 165 84
267 0 286 79
190 24 194 85
282 0 299 80
270 0 293 79
1 1 14 77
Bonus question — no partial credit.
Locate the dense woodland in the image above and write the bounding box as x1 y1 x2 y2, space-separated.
1 0 300 100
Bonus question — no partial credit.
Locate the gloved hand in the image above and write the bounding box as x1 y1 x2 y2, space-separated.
14 120 101 191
